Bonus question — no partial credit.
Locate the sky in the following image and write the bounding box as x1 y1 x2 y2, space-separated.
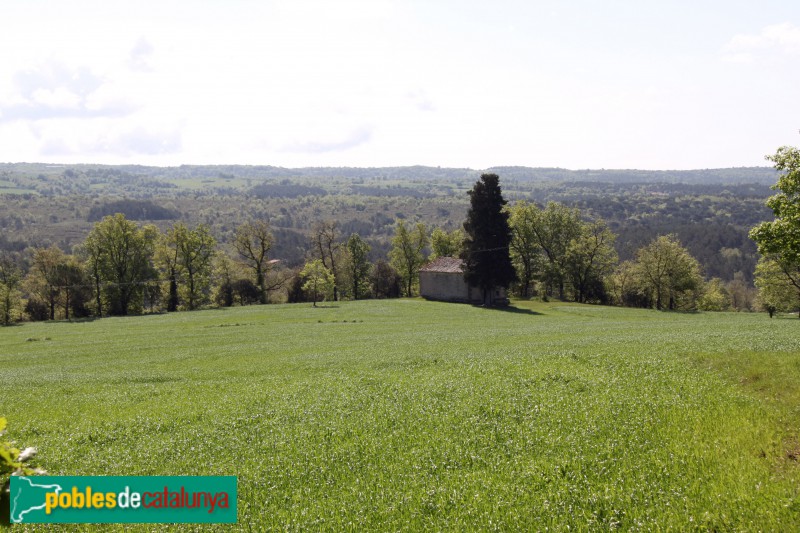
1 0 799 170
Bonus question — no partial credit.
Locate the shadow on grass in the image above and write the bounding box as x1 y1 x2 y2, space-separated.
66 316 103 323
474 304 541 316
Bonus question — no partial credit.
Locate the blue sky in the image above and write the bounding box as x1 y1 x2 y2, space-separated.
1 0 799 169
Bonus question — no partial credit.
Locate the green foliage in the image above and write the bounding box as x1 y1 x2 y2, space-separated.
23 247 89 321
461 174 516 301
233 220 276 304
176 223 216 310
0 256 22 325
0 163 779 296
754 257 800 317
0 418 40 482
1 416 43 525
753 146 800 261
389 220 428 297
524 202 584 299
429 227 464 260
3 302 800 529
154 225 182 312
84 214 158 316
309 220 342 301
727 271 757 312
370 260 401 298
607 260 640 307
24 246 66 321
565 220 618 303
300 259 335 306
343 234 371 300
506 200 544 298
507 201 616 303
211 253 239 307
633 234 703 310
750 145 800 305
698 278 731 311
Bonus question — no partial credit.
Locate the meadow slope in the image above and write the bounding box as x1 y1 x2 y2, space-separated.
2 300 799 531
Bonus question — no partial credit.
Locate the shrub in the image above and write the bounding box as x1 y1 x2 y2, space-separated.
1 417 44 524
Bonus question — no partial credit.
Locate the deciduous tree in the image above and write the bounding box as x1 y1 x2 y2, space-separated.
528 202 583 300
78 234 104 316
698 278 731 312
54 256 88 319
390 220 428 297
212 253 237 307
749 145 800 311
430 227 464 260
300 259 335 307
507 201 543 298
311 220 341 301
633 235 703 310
85 214 158 316
754 257 800 317
565 220 617 303
176 223 216 310
371 260 401 299
0 255 22 325
154 226 181 312
26 246 66 320
234 220 276 304
608 260 641 307
343 233 371 300
726 271 756 312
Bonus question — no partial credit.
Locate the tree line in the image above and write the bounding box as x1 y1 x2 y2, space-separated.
0 213 409 323
2 152 800 323
0 164 773 286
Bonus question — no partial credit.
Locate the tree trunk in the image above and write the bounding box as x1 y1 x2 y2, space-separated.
188 271 196 310
256 269 267 304
94 277 102 317
168 269 178 312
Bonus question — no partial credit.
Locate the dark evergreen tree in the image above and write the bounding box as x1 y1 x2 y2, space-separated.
461 173 517 304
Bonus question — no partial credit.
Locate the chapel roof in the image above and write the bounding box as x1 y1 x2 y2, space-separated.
419 256 464 273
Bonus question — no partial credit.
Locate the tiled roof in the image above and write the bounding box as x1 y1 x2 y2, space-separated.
419 256 464 273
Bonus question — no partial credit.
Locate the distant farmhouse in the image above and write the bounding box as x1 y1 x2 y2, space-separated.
419 257 509 306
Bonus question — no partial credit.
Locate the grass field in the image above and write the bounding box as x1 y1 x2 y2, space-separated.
2 300 800 531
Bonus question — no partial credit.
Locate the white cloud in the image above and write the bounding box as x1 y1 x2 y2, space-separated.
128 37 155 72
724 22 800 62
0 59 135 121
1 2 798 169
35 119 183 159
31 87 81 111
281 125 374 154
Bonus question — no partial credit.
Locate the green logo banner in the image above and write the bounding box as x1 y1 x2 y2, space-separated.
9 476 237 523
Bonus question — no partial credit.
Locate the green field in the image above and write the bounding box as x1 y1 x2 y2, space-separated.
2 300 800 530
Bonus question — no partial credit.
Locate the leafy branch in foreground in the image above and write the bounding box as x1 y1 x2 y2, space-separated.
750 145 800 315
1 417 44 524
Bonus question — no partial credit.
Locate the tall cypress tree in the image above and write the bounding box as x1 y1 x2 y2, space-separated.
461 173 517 304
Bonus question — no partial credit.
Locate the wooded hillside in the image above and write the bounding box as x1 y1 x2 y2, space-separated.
0 163 775 283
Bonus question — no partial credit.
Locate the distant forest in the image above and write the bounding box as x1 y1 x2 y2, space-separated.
0 163 777 285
